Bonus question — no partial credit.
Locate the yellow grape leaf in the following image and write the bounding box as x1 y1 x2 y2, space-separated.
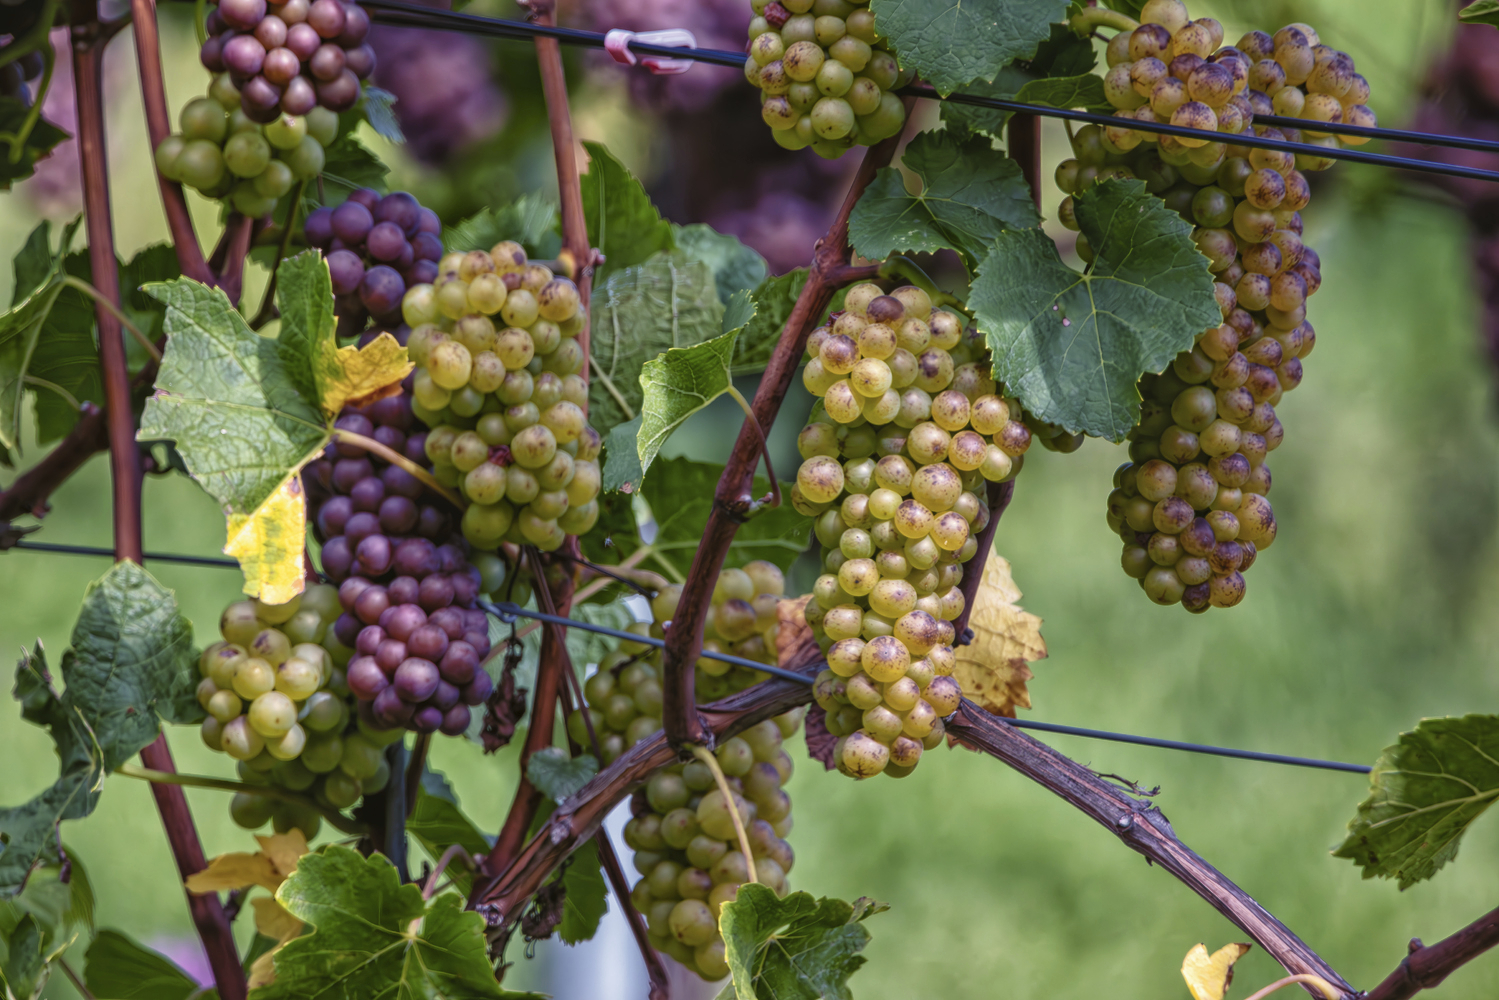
953 554 1046 717
225 474 308 604
185 851 280 894
775 596 818 669
255 829 309 881
252 896 304 943
316 332 413 418
1181 943 1252 1000
248 946 281 989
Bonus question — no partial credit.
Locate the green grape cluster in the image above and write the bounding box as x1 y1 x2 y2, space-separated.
622 710 804 980
153 76 335 217
743 0 910 158
1058 0 1361 611
400 242 602 555
794 283 1022 778
200 585 402 838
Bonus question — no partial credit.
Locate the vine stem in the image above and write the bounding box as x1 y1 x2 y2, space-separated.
1366 904 1499 1000
129 0 214 285
689 746 756 885
1068 6 1139 34
594 830 670 1000
0 401 106 521
332 428 464 508
60 276 162 362
251 179 309 329
116 763 366 835
658 101 917 749
724 385 780 509
423 844 476 900
1241 975 1341 1000
57 957 96 1000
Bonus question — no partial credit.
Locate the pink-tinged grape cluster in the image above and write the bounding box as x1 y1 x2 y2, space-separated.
303 188 444 334
399 243 602 553
795 284 1023 778
303 394 504 734
202 0 374 120
743 0 909 158
154 89 337 217
201 584 401 839
1074 0 1365 611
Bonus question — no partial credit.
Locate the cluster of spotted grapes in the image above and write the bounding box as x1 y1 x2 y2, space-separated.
1064 0 1365 610
304 188 444 337
794 283 1025 778
400 242 601 554
200 585 401 839
744 0 908 157
202 0 374 120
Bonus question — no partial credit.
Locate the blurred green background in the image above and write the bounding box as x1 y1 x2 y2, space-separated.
4 0 1499 997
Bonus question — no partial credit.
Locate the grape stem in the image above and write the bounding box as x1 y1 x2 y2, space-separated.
59 276 163 363
689 745 757 885
724 385 780 510
404 731 431 819
1366 904 1499 1000
57 957 97 1000
588 357 634 421
250 179 310 330
423 844 477 900
116 762 369 835
1067 7 1139 34
508 545 662 644
331 428 465 508
1242 975 1342 1000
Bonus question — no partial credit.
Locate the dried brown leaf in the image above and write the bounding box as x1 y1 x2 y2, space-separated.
953 555 1046 717
1181 942 1252 1000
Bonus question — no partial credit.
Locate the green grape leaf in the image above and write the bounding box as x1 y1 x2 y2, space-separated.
0 850 92 1000
970 178 1218 440
11 218 74 305
732 269 809 376
138 278 329 517
525 748 599 803
849 130 1040 271
558 839 607 946
673 223 768 306
581 141 675 282
407 777 491 898
1460 0 1499 27
588 251 725 439
586 456 811 579
442 194 562 261
941 24 1098 138
869 0 1071 96
318 133 388 205
637 330 739 478
563 600 637 671
83 929 213 1000
1101 0 1145 17
723 288 757 335
601 414 645 493
359 86 404 145
0 914 47 1000
253 845 542 1000
0 263 68 458
717 883 887 1000
272 251 335 407
1 564 198 896
1016 74 1108 111
1333 715 1499 888
0 98 69 190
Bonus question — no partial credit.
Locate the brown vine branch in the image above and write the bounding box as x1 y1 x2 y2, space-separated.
1366 904 1499 1000
0 402 105 521
595 829 670 1000
658 102 917 750
129 0 214 285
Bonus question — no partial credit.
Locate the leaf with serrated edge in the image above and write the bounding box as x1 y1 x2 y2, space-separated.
718 883 885 1000
360 86 404 144
442 194 561 260
83 929 204 1000
319 133 388 203
674 223 767 306
581 141 675 283
318 334 411 417
558 838 607 945
850 132 1039 271
139 278 329 516
1333 714 1499 888
407 783 489 898
954 554 1045 717
588 251 724 439
526 748 599 803
637 330 738 478
1182 943 1252 1000
0 97 69 188
733 269 808 376
185 853 281 895
601 414 644 493
1017 74 1108 110
1460 0 1499 27
257 830 308 880
870 0 1070 96
0 275 66 455
253 897 303 944
970 178 1219 440
225 475 309 604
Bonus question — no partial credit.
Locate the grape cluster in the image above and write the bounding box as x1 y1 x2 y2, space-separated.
743 0 909 158
303 394 503 734
153 88 336 218
0 49 44 108
399 243 602 553
304 188 444 335
199 585 401 838
1062 0 1365 611
794 283 1021 778
202 0 374 120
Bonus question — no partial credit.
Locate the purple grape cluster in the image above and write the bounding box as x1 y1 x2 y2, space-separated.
304 397 494 735
202 0 374 122
0 50 44 108
304 187 443 336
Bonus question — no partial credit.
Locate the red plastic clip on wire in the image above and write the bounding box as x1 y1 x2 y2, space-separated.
603 27 697 75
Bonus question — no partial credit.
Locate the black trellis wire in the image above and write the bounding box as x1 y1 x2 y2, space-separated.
360 0 1499 183
5 538 1371 773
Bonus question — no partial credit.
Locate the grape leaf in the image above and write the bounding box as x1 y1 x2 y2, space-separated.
0 915 46 1000
252 846 541 999
1181 943 1252 1000
1333 715 1499 888
525 748 599 803
601 414 644 493
359 86 404 145
848 131 1039 272
1016 74 1108 111
318 133 388 206
84 929 214 1000
868 0 1071 96
953 553 1044 717
223 477 310 606
0 98 69 190
0 850 93 1000
940 24 1097 138
969 178 1218 440
557 839 607 946
581 141 675 283
11 219 64 305
637 330 739 478
732 269 809 376
1460 0 1499 27
0 265 68 458
673 223 768 305
717 883 886 1000
588 251 725 439
442 194 562 261
407 778 491 898
1102 0 1145 17
1 564 199 896
723 288 757 335
804 705 838 771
